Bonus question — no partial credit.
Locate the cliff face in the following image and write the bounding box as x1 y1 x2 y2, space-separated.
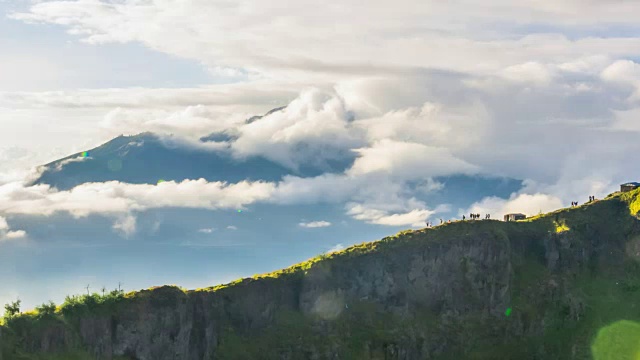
2 189 640 360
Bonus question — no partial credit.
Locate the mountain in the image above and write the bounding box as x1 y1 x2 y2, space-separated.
3 107 526 322
32 131 294 191
32 106 358 191
2 188 640 359
244 106 287 124
31 106 520 195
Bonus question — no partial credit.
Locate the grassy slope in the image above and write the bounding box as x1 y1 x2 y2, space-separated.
2 189 640 359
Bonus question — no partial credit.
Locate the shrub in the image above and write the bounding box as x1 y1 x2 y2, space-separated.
3 299 21 319
34 301 57 318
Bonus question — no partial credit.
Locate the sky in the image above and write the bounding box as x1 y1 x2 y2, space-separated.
1 0 640 310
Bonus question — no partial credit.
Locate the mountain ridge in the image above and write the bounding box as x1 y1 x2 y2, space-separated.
2 188 640 359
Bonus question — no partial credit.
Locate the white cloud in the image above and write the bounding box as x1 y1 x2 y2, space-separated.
299 221 331 228
231 88 363 169
601 60 640 85
273 172 447 226
226 225 237 230
463 193 564 220
100 105 247 141
348 139 478 180
112 214 137 237
501 62 555 86
0 215 27 242
609 108 640 132
13 0 640 81
415 178 445 194
5 230 27 239
53 156 89 171
600 60 640 102
0 179 276 218
0 167 448 229
350 100 490 149
326 243 345 253
346 203 434 227
271 173 362 205
0 83 296 110
433 204 452 214
198 228 214 233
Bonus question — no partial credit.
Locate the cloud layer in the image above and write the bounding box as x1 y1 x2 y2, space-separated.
0 179 276 217
12 0 640 81
3 0 640 231
2 64 640 228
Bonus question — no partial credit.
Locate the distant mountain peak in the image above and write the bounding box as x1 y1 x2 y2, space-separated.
245 106 286 124
201 106 287 142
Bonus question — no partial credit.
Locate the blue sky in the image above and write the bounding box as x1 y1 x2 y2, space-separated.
0 1 219 91
2 0 640 312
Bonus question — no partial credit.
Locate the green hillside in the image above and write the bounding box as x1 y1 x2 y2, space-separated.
2 188 640 360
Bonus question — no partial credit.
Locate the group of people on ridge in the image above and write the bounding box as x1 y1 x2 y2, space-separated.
425 194 599 229
425 213 492 227
572 196 597 207
464 213 488 220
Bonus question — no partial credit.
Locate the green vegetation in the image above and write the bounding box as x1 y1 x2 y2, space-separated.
554 220 570 233
3 188 640 359
3 299 21 322
0 288 130 360
58 288 127 318
621 188 640 217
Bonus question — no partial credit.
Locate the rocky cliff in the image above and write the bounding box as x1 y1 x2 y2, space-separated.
2 189 640 360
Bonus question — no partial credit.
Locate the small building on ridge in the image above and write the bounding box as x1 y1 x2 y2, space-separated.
504 213 526 222
621 182 640 192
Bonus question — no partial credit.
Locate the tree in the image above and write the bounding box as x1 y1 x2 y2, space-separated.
35 301 57 317
4 299 21 318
